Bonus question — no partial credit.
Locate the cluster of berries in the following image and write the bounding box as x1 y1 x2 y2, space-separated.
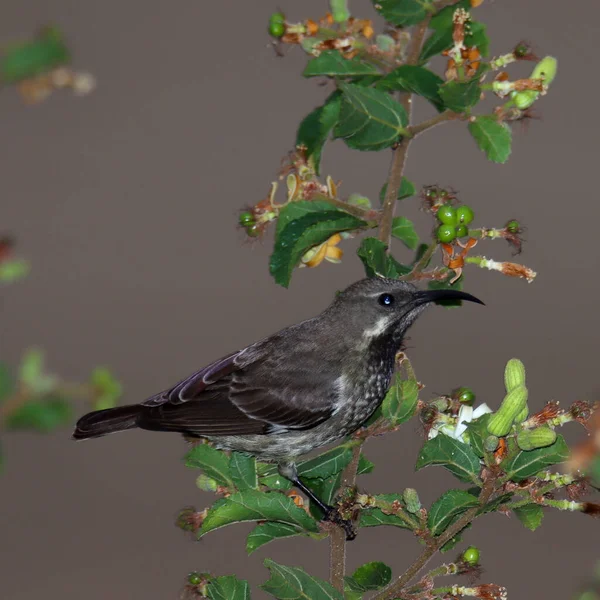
436 203 475 243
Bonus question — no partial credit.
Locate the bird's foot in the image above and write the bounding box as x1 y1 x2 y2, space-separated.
322 505 357 541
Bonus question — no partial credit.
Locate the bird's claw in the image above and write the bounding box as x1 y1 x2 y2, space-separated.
323 505 357 541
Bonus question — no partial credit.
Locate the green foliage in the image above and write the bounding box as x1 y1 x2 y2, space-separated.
262 559 344 599
246 522 304 554
439 80 481 113
391 217 419 250
357 453 375 475
465 414 491 458
199 490 319 537
379 177 416 203
501 435 569 481
372 0 429 26
428 489 479 535
297 443 355 479
5 397 72 432
91 367 122 410
468 116 513 164
185 444 234 488
230 452 259 490
270 201 367 287
304 51 380 78
335 83 408 151
357 238 410 278
378 65 444 111
416 433 482 485
345 562 392 594
381 374 419 426
207 575 252 600
0 259 30 282
514 504 544 531
0 363 15 402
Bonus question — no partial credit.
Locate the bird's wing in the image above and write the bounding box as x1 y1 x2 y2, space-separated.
138 330 339 435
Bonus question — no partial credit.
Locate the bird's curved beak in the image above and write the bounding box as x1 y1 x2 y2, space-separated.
413 289 485 306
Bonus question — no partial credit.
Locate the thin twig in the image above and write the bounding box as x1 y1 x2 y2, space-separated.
372 477 498 600
408 110 461 138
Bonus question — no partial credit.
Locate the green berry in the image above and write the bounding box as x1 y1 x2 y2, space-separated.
455 387 476 405
188 572 202 586
436 224 456 243
246 224 261 238
437 204 457 225
269 20 285 37
506 219 520 234
455 224 468 238
462 546 480 566
456 205 474 225
239 211 255 227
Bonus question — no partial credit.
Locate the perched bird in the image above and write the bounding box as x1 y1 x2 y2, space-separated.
73 277 483 539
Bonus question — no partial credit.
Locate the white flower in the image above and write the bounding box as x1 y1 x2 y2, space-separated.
428 403 492 443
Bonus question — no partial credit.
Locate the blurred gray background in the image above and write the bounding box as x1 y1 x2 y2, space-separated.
1 0 598 598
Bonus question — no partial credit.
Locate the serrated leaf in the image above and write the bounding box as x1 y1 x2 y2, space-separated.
514 504 544 531
270 206 367 287
357 453 375 475
439 80 481 113
306 472 343 520
260 472 293 491
207 575 251 600
199 490 319 536
501 435 569 482
349 562 392 591
304 51 380 78
468 116 512 164
391 217 419 250
230 452 258 490
0 363 14 403
296 92 342 174
428 489 479 535
379 65 444 111
465 414 492 458
379 177 416 204
5 397 72 432
373 0 429 26
428 274 464 308
246 522 302 554
360 508 412 529
335 82 408 151
184 444 233 487
262 559 344 600
357 237 409 278
416 433 482 485
297 444 354 479
382 375 419 426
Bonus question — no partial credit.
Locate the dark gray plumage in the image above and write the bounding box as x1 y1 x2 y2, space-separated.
73 277 483 538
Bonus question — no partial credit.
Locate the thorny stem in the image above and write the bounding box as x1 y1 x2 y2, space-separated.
378 17 432 247
372 476 498 600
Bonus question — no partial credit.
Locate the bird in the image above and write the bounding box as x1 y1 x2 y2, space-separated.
73 277 483 539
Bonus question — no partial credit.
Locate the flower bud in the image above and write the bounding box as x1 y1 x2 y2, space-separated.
403 488 421 514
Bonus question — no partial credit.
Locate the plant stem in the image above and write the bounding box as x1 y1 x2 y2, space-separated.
401 242 439 281
378 17 431 247
372 476 497 600
408 110 461 138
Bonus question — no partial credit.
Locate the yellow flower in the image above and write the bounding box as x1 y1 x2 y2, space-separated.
300 233 343 268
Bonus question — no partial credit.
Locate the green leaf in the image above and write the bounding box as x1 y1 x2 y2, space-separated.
514 504 544 531
304 51 380 78
357 453 375 475
5 397 72 432
373 0 429 26
335 82 408 151
230 452 258 490
306 472 342 520
296 92 342 174
199 490 319 536
1 29 70 84
468 116 512 164
382 375 419 426
428 489 479 535
465 414 491 458
416 433 482 485
439 80 481 113
502 435 569 482
378 65 444 111
297 444 354 479
428 274 464 308
246 522 302 554
0 363 14 403
260 472 293 491
0 259 30 282
348 562 392 591
270 204 367 287
207 575 251 600
391 217 419 250
262 559 344 600
379 177 417 203
184 444 233 487
440 523 472 552
19 348 44 386
357 237 410 278
91 366 122 410
360 508 412 529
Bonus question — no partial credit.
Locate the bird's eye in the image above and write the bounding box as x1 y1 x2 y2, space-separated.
378 293 394 307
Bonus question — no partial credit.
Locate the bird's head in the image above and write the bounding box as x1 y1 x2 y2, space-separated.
324 277 484 344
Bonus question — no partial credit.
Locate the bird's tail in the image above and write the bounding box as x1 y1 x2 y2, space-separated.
72 405 141 440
